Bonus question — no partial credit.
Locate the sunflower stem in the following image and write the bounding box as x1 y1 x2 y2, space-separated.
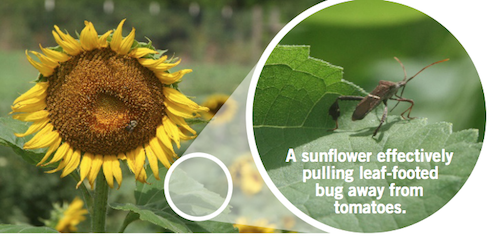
91 171 108 233
69 172 93 213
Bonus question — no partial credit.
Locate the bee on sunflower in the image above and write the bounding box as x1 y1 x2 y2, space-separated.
11 19 208 189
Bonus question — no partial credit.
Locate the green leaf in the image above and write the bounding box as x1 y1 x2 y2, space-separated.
0 224 58 233
112 166 233 233
0 117 45 164
253 45 481 232
254 45 365 171
110 202 191 233
184 220 238 233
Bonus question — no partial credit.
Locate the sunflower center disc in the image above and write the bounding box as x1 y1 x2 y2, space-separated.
46 48 165 155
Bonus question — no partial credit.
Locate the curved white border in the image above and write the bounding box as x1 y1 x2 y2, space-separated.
246 0 345 234
164 152 233 221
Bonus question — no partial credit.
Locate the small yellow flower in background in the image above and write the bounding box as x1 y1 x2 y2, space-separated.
233 217 276 233
55 197 88 233
42 197 88 233
281 216 297 231
201 94 237 124
11 19 208 189
230 153 264 195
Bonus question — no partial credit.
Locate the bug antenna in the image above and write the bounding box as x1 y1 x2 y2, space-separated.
405 58 449 84
394 57 407 81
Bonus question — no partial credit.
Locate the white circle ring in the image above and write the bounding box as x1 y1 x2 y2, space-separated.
163 152 233 221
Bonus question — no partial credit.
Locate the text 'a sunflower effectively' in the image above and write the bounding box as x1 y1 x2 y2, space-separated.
11 19 208 189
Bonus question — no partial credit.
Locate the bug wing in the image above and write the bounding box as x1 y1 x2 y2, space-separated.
352 81 392 121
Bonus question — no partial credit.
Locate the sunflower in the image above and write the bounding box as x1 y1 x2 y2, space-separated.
230 153 264 195
201 94 237 124
55 197 88 233
42 197 88 233
11 19 207 189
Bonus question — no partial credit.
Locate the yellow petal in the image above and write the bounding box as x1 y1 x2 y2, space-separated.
103 155 116 188
30 50 59 68
52 26 82 56
12 110 49 122
149 136 171 168
138 55 168 68
156 124 175 156
165 100 198 118
156 69 192 84
15 118 49 138
26 50 54 77
13 82 48 105
163 87 207 110
11 97 46 114
118 27 135 55
46 146 73 173
88 154 104 188
23 123 54 148
112 159 122 189
81 21 99 51
39 44 71 62
152 59 182 72
129 47 158 58
98 30 113 48
162 117 181 148
110 19 126 53
37 136 61 166
166 109 196 135
117 153 126 160
125 149 136 174
41 141 70 166
77 152 94 188
133 146 146 180
144 143 159 180
61 149 82 177
24 130 60 150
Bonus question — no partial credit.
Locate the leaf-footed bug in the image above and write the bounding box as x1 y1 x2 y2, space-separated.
328 57 449 137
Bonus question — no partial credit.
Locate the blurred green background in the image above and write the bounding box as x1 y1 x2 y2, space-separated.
0 0 321 231
279 0 485 142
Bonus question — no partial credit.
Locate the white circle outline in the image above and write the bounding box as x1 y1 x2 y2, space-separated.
163 152 233 222
246 0 344 234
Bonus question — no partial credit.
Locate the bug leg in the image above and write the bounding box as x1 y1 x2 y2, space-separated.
390 85 406 112
396 98 415 119
373 100 388 137
328 96 364 132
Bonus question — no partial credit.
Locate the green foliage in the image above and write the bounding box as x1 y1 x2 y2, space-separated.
0 117 80 226
253 45 481 232
254 45 365 170
0 116 235 233
0 224 58 233
110 166 235 233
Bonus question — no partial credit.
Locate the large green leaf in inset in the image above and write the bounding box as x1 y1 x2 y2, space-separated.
253 45 481 232
254 45 366 172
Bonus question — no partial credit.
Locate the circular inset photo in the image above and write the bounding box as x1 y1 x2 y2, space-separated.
250 1 484 233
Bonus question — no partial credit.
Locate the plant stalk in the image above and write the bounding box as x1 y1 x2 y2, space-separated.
69 172 93 213
91 171 108 233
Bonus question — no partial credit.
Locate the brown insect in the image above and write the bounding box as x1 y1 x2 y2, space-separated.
329 57 449 136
